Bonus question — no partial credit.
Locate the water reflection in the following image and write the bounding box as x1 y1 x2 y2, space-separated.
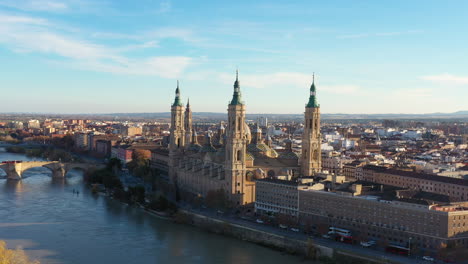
3 179 24 193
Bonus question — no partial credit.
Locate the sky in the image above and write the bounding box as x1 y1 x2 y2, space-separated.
0 0 467 114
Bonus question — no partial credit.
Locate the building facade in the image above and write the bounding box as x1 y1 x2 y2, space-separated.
168 72 322 206
363 165 468 201
298 186 468 253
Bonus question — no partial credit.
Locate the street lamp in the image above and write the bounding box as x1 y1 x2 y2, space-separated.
408 237 412 256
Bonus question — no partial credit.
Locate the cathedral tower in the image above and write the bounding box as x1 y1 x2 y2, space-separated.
225 71 249 205
301 74 321 176
169 81 185 182
184 99 192 145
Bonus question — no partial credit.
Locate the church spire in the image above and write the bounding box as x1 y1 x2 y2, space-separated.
172 80 183 107
306 73 319 108
230 70 243 105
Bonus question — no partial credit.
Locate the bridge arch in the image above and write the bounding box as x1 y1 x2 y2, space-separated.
21 166 54 178
0 167 6 178
0 161 102 180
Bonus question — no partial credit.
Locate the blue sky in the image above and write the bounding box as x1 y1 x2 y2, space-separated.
0 0 467 114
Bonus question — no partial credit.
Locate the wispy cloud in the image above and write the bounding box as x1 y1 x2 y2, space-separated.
157 1 171 13
337 30 422 39
393 88 433 98
0 13 194 78
0 0 69 12
420 73 468 84
216 72 361 94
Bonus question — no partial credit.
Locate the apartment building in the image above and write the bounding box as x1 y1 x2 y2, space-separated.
363 165 468 201
298 182 468 253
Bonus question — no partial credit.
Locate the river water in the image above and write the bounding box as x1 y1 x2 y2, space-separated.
0 148 308 264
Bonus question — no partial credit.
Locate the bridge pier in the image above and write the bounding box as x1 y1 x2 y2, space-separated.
0 161 103 180
0 163 23 180
7 167 22 180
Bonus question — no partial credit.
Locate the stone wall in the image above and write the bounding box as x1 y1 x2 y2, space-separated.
178 209 333 259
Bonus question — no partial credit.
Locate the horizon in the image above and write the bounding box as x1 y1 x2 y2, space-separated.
1 110 467 116
1 0 468 114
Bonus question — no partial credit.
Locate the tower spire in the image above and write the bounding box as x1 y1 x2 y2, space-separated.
306 74 319 108
172 80 183 107
230 70 243 105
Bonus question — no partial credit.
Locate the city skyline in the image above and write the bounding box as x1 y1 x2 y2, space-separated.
1 0 468 114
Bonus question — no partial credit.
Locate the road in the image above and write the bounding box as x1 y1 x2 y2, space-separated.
179 205 451 264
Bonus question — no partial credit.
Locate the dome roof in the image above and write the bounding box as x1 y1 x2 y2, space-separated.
278 151 300 160
247 143 270 153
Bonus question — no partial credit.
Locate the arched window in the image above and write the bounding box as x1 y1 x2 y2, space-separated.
237 150 242 161
177 138 181 148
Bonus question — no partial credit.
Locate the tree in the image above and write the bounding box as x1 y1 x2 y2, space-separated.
128 185 145 204
106 158 122 172
0 240 40 264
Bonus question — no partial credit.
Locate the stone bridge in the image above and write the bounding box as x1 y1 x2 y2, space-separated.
0 161 104 180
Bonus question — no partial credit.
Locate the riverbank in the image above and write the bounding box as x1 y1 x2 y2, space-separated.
170 209 401 264
4 145 77 162
99 187 391 264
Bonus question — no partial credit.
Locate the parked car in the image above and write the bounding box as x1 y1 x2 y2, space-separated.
423 256 435 262
322 234 331 239
290 228 300 232
279 224 288 229
360 241 372 247
360 240 376 247
256 219 264 224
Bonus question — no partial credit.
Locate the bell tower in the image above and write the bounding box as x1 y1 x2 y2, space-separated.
184 98 192 145
169 81 185 182
225 70 248 205
301 74 321 176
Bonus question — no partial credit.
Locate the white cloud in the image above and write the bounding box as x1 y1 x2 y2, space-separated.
420 73 468 85
0 13 49 25
393 88 433 98
78 56 192 78
0 13 194 78
216 72 361 94
320 85 361 94
218 72 311 89
157 1 171 13
337 30 422 39
0 0 69 12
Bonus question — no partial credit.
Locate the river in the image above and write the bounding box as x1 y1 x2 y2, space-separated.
0 148 309 264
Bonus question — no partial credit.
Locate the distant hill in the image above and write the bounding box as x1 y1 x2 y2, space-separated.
1 111 467 122
96 111 468 121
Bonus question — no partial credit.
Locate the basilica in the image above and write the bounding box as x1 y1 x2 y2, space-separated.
168 72 321 205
